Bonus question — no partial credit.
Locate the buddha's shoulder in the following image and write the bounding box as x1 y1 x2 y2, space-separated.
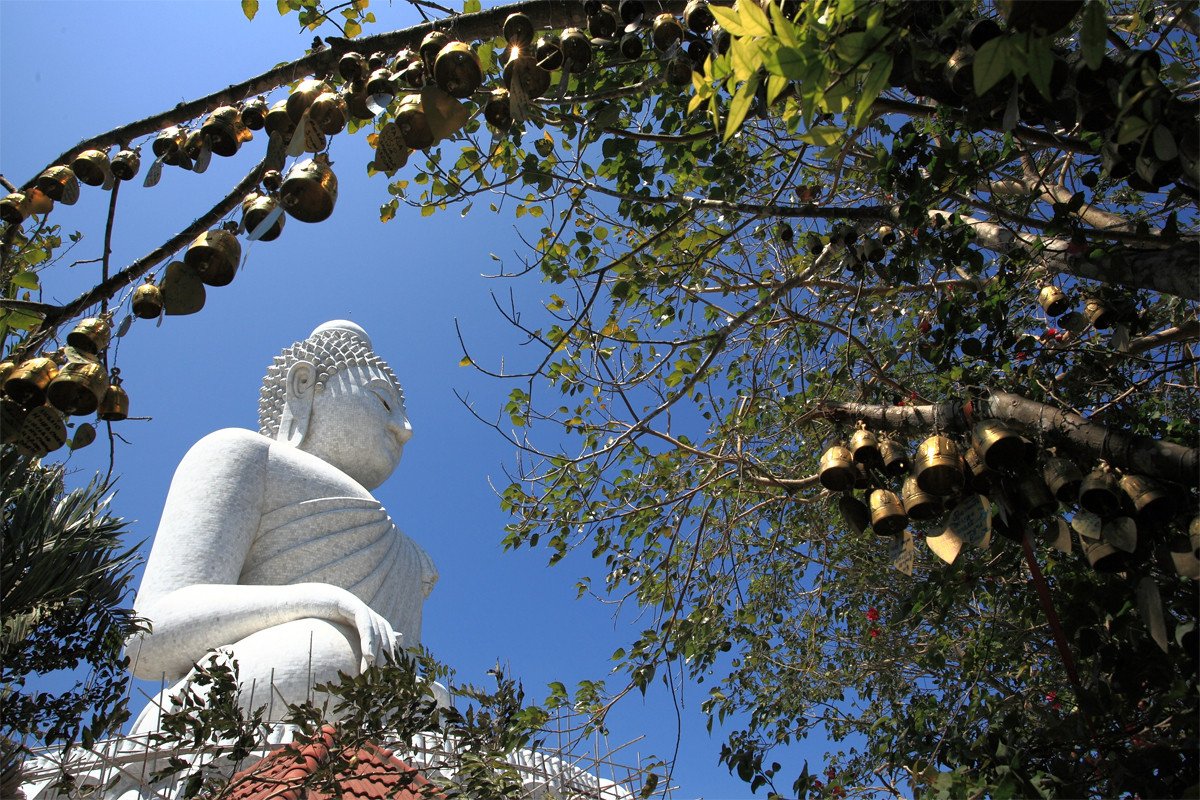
180 428 273 466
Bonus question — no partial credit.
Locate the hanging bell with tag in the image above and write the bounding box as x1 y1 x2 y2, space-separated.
265 99 297 140
503 48 551 101
339 51 369 83
15 404 67 457
1038 285 1070 317
262 169 284 193
849 423 881 469
870 489 908 537
153 126 190 166
619 31 645 60
879 438 910 477
588 4 620 39
818 445 857 492
110 149 141 181
419 31 451 74
4 356 61 408
503 13 535 48
0 360 15 387
1083 536 1126 572
47 357 109 416
308 92 349 136
1079 465 1123 518
665 52 694 86
287 79 331 123
970 419 1024 471
201 106 252 157
184 229 241 287
652 13 685 52
684 0 714 33
71 149 110 186
1043 456 1082 503
560 28 592 73
915 435 964 496
534 34 563 71
35 166 80 205
1083 296 1116 329
241 97 268 130
1011 472 1058 518
66 315 112 355
963 447 994 494
901 475 944 522
484 89 514 130
434 42 483 98
0 193 29 224
344 81 373 120
97 368 129 421
838 493 871 536
397 60 424 89
395 94 434 150
242 192 285 242
1119 474 1174 528
131 277 164 319
279 155 338 223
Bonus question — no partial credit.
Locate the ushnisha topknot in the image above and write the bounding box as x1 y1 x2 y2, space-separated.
257 320 403 439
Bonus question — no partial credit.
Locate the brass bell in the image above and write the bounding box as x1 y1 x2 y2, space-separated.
241 97 269 131
345 81 374 120
367 67 399 102
1082 537 1126 573
620 0 645 23
110 149 141 181
308 92 348 136
849 423 881 469
23 188 52 216
879 438 910 477
665 53 694 86
279 156 338 223
131 278 163 319
47 358 109 416
4 356 61 408
201 106 252 157
434 42 482 98
160 260 206 316
870 489 908 537
265 99 296 140
970 419 1024 471
183 130 206 162
242 193 285 242
535 34 563 71
71 149 110 186
184 229 242 287
0 360 15 386
420 31 451 73
710 24 730 56
683 0 714 33
1082 296 1116 329
901 475 944 522
397 60 424 89
1040 456 1081 503
338 51 369 83
66 315 112 355
963 447 993 494
1 193 29 225
15 404 67 457
838 493 870 536
652 13 684 52
394 94 434 150
262 169 284 193
484 89 514 130
1038 285 1070 317
153 127 190 166
818 445 857 492
1119 474 1174 527
287 79 331 123
914 435 964 496
98 368 129 422
944 49 974 97
1 397 26 444
503 13 535 48
588 5 620 39
503 49 551 100
853 463 870 491
1010 473 1058 518
560 28 592 74
1079 466 1122 518
35 166 80 205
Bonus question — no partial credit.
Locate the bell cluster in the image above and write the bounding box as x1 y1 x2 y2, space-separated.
818 418 1198 576
0 316 129 457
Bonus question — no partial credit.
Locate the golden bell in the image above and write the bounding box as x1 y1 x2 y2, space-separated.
183 129 206 162
1 397 26 444
0 360 15 386
184 229 242 287
98 369 129 422
35 166 80 205
970 419 1024 471
4 357 60 408
242 192 285 242
560 28 592 73
652 13 684 51
1083 297 1116 329
503 13 534 48
818 445 856 492
484 89 514 130
309 92 348 136
46 359 109 416
1083 537 1126 573
397 60 425 89
262 169 284 193
619 31 644 60
588 5 620 39
879 438 910 477
1038 285 1069 317
265 99 296 140
434 42 482 98
870 489 908 537
241 97 269 130
1079 467 1122 518
1042 457 1082 503
902 475 943 522
0 193 29 225
395 94 434 150
420 31 451 72
287 79 331 123
131 278 164 319
963 447 993 494
339 52 369 83
534 34 563 71
15 404 67 457
849 424 881 469
838 493 870 536
367 67 399 100
66 316 112 355
915 435 964 496
160 260 206 316
345 80 373 121
664 53 694 86
1120 474 1174 527
202 106 252 157
71 149 110 186
1011 473 1057 518
111 149 140 181
279 156 338 223
503 49 551 100
684 0 714 33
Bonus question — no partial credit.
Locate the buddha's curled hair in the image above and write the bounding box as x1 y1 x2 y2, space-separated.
258 327 402 439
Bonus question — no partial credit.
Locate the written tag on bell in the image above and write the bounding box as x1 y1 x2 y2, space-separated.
1136 576 1168 653
947 494 991 550
287 115 308 157
143 156 164 188
890 531 914 576
247 205 284 242
1051 518 1072 553
1071 510 1102 540
925 527 963 565
1102 516 1137 553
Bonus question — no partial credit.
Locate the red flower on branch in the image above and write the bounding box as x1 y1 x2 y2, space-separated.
866 607 880 622
869 627 880 638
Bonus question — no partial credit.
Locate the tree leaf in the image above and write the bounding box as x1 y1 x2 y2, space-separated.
724 73 759 142
1081 1 1107 70
973 37 1012 96
854 54 893 129
798 124 840 147
709 4 746 37
241 0 258 20
1023 35 1053 100
737 0 773 38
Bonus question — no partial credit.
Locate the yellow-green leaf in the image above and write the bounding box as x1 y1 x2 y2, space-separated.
853 53 893 129
973 36 1013 96
798 124 841 147
459 355 473 367
241 0 259 20
729 36 762 82
761 41 805 80
10 270 39 290
737 0 773 37
463 0 481 12
724 73 760 142
345 19 361 38
768 2 799 46
709 4 746 36
766 73 790 106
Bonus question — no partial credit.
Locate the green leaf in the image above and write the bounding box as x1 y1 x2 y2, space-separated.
1023 35 1053 100
344 19 361 37
760 42 805 80
241 0 258 20
276 0 290 15
737 0 773 37
1081 1 1107 70
709 4 746 36
1116 115 1149 144
724 73 760 142
798 125 841 147
765 73 790 106
10 270 39 290
459 355 473 367
463 0 481 12
729 36 762 82
854 54 893 129
768 2 798 46
973 37 1012 96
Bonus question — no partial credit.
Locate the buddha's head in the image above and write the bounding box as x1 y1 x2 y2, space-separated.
258 321 413 489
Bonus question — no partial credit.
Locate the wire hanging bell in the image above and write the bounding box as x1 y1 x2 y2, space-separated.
241 97 269 130
963 447 994 494
970 419 1025 471
1042 457 1083 503
98 368 129 421
818 445 857 492
394 94 434 150
879 438 910 477
1038 285 1070 317
47 357 109 416
434 42 483 98
1079 465 1123 518
201 106 252 157
901 475 944 522
184 229 242 287
503 12 535 48
484 89 514 131
35 166 80 205
870 489 908 537
242 193 285 242
1119 474 1174 528
66 315 112 355
111 149 141 181
849 422 882 469
915 435 964 496
71 149 110 186
588 4 620 39
131 277 164 319
286 79 331 123
279 155 338 223
3 356 61 408
683 0 714 33
560 28 592 74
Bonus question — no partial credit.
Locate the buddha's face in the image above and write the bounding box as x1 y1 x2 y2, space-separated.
299 364 413 490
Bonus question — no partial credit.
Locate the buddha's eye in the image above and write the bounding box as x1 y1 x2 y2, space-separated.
372 390 391 412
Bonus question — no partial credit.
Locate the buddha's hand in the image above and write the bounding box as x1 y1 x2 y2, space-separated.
332 589 398 673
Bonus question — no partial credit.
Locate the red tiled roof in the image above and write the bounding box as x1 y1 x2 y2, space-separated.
223 725 437 800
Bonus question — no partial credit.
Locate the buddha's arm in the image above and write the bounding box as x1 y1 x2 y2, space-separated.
130 429 396 680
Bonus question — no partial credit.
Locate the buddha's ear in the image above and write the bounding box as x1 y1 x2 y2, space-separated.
278 360 317 446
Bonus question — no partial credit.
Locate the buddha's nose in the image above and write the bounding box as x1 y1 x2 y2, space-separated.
389 413 413 445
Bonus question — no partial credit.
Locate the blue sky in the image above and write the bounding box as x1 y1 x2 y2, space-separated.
0 2 828 797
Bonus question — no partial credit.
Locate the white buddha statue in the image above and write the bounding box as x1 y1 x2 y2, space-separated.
127 321 437 729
